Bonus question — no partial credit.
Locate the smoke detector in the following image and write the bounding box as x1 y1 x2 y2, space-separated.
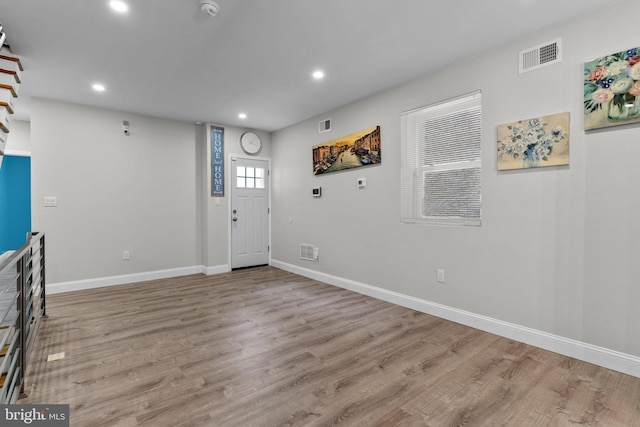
200 0 220 17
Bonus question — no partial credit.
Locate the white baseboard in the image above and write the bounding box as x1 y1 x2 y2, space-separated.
203 264 231 276
3 150 31 157
48 264 232 294
47 266 206 294
271 259 640 379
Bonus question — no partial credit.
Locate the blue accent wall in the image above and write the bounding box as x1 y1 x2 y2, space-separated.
0 155 31 252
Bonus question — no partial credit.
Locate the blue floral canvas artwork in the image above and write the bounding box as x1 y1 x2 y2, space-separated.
584 46 640 130
497 112 570 171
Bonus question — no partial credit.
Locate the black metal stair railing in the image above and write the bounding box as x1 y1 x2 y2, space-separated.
0 232 46 402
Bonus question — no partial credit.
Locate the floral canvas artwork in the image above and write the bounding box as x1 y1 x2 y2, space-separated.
497 112 569 171
584 46 640 130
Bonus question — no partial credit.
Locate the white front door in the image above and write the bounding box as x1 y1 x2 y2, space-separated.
231 157 269 269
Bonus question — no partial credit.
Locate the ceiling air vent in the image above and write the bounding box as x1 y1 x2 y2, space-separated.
519 38 561 74
319 118 331 133
300 244 315 261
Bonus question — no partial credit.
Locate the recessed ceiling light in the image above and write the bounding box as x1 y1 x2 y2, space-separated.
238 113 247 119
92 83 106 92
312 70 325 80
109 1 128 13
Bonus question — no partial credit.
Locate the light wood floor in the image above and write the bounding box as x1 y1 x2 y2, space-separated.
21 266 640 426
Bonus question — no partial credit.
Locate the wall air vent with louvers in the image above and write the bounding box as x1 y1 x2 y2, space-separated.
519 38 561 74
319 118 331 133
300 243 316 261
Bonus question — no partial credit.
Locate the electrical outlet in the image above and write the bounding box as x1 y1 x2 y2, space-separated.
437 269 445 283
123 250 131 260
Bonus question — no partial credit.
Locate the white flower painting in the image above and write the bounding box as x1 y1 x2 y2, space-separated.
497 112 570 171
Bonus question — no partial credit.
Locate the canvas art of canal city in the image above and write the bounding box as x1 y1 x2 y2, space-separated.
313 126 381 175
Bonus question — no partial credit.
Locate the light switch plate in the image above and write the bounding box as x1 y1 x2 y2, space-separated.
44 196 58 207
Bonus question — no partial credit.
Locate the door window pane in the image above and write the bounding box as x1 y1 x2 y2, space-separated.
236 166 266 189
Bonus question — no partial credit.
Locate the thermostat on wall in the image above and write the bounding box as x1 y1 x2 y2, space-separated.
312 187 322 197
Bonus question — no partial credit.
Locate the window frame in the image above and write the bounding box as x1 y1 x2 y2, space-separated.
400 91 482 226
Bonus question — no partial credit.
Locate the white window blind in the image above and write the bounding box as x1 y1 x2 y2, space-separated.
401 91 482 226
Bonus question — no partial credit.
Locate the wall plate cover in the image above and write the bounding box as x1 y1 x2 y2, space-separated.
44 196 57 207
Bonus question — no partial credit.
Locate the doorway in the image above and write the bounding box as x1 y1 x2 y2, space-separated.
230 157 269 269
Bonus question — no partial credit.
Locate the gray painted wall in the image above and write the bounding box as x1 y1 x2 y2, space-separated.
31 99 199 283
4 119 31 155
30 99 272 284
270 0 640 357
26 0 639 362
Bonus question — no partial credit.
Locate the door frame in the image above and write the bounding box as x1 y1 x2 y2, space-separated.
227 155 271 269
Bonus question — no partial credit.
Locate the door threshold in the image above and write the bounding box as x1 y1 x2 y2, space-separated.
231 264 269 271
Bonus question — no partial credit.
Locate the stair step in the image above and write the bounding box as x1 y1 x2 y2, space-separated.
0 102 14 115
0 47 23 72
0 73 19 95
0 84 17 98
0 68 20 84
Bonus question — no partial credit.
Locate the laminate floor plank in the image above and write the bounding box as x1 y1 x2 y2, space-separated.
19 266 640 426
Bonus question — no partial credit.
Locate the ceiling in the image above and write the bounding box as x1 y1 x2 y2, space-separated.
0 0 623 132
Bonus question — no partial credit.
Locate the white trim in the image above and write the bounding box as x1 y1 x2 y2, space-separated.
271 259 640 379
47 266 205 294
48 264 232 294
203 264 231 275
229 155 272 269
3 150 31 157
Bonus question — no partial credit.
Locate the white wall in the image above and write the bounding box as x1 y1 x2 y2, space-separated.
31 98 199 285
30 99 273 287
271 0 640 360
4 119 31 156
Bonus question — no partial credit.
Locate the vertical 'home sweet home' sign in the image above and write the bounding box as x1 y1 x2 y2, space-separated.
211 126 224 196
